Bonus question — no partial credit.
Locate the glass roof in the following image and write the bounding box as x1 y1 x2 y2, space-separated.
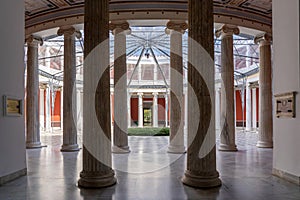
33 26 260 88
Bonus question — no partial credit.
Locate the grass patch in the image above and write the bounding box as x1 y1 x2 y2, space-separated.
128 127 169 136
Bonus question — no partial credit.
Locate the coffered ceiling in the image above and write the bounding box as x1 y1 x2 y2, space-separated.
25 0 272 34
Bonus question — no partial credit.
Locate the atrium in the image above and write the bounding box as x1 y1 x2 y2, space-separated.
0 0 299 199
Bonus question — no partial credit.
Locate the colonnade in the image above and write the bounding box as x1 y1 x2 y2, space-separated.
24 0 273 189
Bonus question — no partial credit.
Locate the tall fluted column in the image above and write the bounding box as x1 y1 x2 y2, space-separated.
166 21 187 153
182 0 221 188
255 33 273 148
111 21 131 153
215 24 239 151
78 0 116 188
138 92 143 127
252 87 257 130
58 26 81 152
26 36 43 149
245 82 252 131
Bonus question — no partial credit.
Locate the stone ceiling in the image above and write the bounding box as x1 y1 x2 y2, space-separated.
25 0 272 34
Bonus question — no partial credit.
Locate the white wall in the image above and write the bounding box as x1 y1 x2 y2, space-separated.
0 0 26 179
273 0 300 177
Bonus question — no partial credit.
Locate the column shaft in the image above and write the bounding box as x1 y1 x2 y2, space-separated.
255 33 273 148
215 88 221 130
165 94 169 127
252 87 257 130
58 26 81 152
182 0 221 188
111 22 130 153
138 93 143 127
167 21 187 153
152 92 158 127
78 0 116 188
26 36 43 149
45 86 51 131
216 25 239 151
39 86 45 131
245 82 252 131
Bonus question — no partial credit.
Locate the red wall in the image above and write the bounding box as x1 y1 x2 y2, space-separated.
51 91 61 127
131 98 138 121
235 89 259 126
158 98 165 121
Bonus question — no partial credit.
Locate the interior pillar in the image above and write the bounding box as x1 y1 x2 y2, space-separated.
26 36 43 149
182 0 221 188
111 21 131 153
58 26 81 152
215 24 239 151
166 21 187 154
255 33 273 148
78 0 116 188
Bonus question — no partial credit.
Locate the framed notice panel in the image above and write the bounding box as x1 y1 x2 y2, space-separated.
3 96 23 117
274 92 296 118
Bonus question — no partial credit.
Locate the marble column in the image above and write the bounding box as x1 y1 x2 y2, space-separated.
45 85 51 131
215 88 221 130
128 93 131 127
111 21 131 153
39 85 45 131
254 33 273 148
166 21 187 153
152 92 158 127
138 92 143 127
57 26 81 152
26 36 43 149
215 24 239 151
252 87 257 130
182 0 221 188
78 0 116 188
245 82 252 131
165 93 169 127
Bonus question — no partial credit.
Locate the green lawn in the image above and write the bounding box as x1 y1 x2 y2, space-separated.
128 127 169 136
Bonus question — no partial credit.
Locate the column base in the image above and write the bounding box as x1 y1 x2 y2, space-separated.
26 142 46 149
245 127 252 131
218 143 238 152
256 141 273 148
78 170 117 188
112 145 130 154
167 145 186 154
61 144 80 152
182 170 222 188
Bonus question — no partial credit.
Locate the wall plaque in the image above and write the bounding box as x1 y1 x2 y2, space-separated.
274 92 296 118
3 96 23 116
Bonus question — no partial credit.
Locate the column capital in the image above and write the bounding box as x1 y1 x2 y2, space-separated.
137 92 143 97
152 92 159 97
57 26 82 39
109 21 131 35
215 24 240 39
254 33 272 46
26 35 43 47
39 84 47 90
165 20 188 34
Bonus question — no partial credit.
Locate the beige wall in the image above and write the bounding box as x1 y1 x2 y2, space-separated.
0 0 26 181
273 0 300 178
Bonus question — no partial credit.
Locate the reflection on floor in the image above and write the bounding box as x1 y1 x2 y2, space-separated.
0 129 299 200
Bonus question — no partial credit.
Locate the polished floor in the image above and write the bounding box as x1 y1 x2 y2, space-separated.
0 128 300 200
